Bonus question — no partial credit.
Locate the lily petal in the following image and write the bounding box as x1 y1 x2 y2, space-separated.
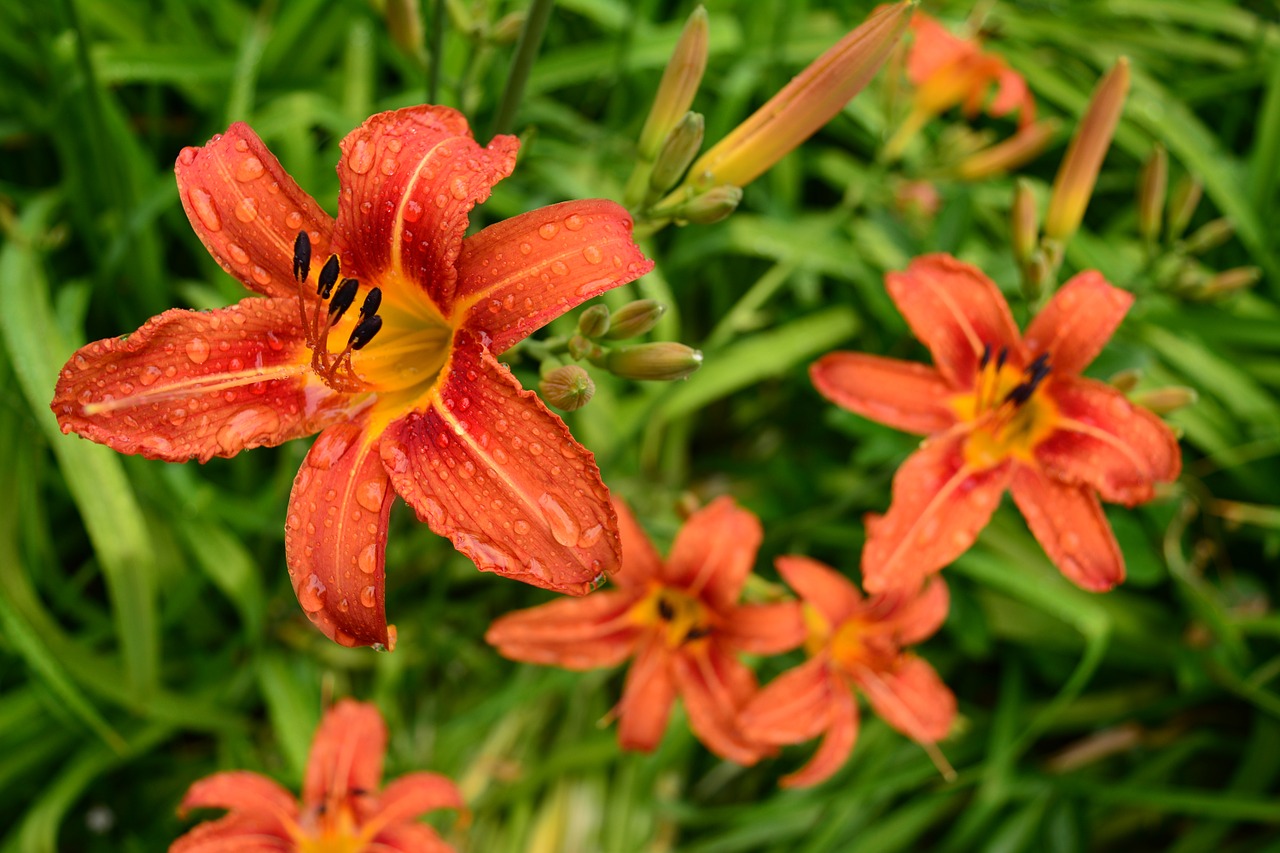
665 496 763 611
1010 465 1124 591
862 433 1011 594
367 772 463 830
332 106 519 312
484 590 644 670
775 555 862 629
302 699 386 809
886 254 1025 387
285 421 395 649
381 338 619 595
52 297 348 463
171 814 293 852
738 655 834 745
780 674 859 789
722 602 806 655
1022 271 1131 375
673 644 766 764
453 199 654 355
617 636 677 752
175 123 334 299
907 13 974 85
810 352 958 434
892 576 950 645
1041 376 1181 505
178 771 298 824
611 497 665 589
368 824 455 853
857 654 955 743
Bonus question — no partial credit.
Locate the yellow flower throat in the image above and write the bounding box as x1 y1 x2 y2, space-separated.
952 346 1057 470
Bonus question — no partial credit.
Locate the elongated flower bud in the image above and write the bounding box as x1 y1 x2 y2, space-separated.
600 342 703 381
539 365 596 411
1181 217 1234 256
637 6 709 160
1136 143 1167 244
577 304 611 338
685 1 910 188
649 112 705 195
1199 266 1261 297
1108 368 1142 393
1011 178 1039 266
677 185 742 224
605 300 666 340
1044 58 1130 242
1166 174 1203 241
1132 386 1197 415
954 120 1058 181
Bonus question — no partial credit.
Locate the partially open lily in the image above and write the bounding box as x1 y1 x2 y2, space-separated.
52 106 653 648
740 557 954 788
485 497 805 764
811 254 1181 594
173 699 462 852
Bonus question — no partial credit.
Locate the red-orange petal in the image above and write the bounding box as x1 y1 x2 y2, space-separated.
1010 465 1125 591
722 602 806 655
370 773 464 828
178 771 298 823
331 106 518 312
1040 376 1181 505
738 655 834 745
369 823 456 853
775 555 862 629
810 352 958 434
992 66 1036 126
780 674 859 789
906 13 974 86
1022 271 1131 376
453 199 654 355
611 497 665 589
664 496 762 612
52 297 348 463
170 814 293 852
862 433 1011 594
857 654 955 743
302 699 387 809
175 123 334 299
284 422 395 648
673 644 766 765
891 576 950 645
617 636 678 752
381 338 619 595
886 254 1026 388
484 589 644 670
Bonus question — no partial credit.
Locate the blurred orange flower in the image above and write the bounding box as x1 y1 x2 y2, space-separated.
740 557 954 787
173 699 462 853
52 105 653 648
811 254 1181 594
485 497 805 764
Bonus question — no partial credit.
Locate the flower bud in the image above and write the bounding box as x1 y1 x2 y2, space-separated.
567 334 602 361
1011 178 1039 266
490 11 526 45
539 365 596 411
1166 174 1203 241
1136 143 1167 244
1199 266 1262 298
604 300 666 340
385 0 424 60
637 6 709 161
675 185 742 225
1180 217 1234 256
599 342 703 381
1132 386 1197 415
1044 57 1130 242
953 120 1058 181
1108 368 1142 393
649 112 705 195
577 304 611 338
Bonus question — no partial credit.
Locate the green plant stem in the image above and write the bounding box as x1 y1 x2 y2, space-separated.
490 0 555 137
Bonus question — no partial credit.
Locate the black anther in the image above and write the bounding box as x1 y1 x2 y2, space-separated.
317 255 341 299
358 287 382 320
656 598 675 621
328 278 359 322
292 232 311 282
347 315 383 350
979 343 992 369
996 347 1009 370
684 626 712 642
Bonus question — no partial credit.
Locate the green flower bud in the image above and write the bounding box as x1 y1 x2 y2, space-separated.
649 112 705 196
1181 217 1234 256
604 300 667 340
1132 386 1197 415
1200 266 1261 298
539 365 596 411
1108 368 1142 393
600 342 703 381
1166 174 1203 241
1011 178 1038 266
1136 143 1167 244
577 304 611 338
675 185 742 225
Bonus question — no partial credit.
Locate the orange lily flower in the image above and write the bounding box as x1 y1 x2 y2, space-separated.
740 557 954 788
485 497 805 764
173 699 462 852
811 254 1181 594
51 106 653 648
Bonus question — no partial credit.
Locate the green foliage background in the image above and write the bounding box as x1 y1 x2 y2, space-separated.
1 0 1279 850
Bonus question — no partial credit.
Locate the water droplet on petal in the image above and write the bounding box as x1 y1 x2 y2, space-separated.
250 265 271 286
582 245 603 264
450 177 469 200
235 156 264 182
188 188 221 232
577 524 603 548
564 213 584 231
234 197 258 222
358 544 378 574
178 147 197 165
403 199 423 222
185 338 210 364
519 242 532 255
348 138 375 174
550 260 569 276
285 210 304 229
298 574 327 612
309 428 353 469
168 408 187 426
360 585 378 608
356 479 386 512
538 493 580 547
380 157 397 176
538 223 558 240
139 365 162 386
227 242 249 264
514 519 531 535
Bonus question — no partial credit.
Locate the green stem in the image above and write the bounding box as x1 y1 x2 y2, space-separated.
491 0 555 137
427 0 444 103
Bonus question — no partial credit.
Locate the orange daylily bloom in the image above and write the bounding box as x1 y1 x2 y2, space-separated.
811 254 1181 594
485 497 806 764
52 106 653 648
740 557 954 788
173 699 462 852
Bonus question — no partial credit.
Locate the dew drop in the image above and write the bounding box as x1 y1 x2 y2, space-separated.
188 188 221 232
177 147 197 165
360 585 377 608
215 407 282 454
529 442 543 456
380 157 397 176
309 428 353 469
234 197 258 223
250 265 271 286
358 544 378 574
582 245 603 264
298 574 327 612
403 199 423 222
348 138 375 174
564 213 584 231
356 479 386 512
139 365 162 386
538 493 580 547
185 338 210 364
450 177 469 200
577 524 603 548
168 408 187 426
235 156 264 182
233 139 249 152
538 222 558 240
285 210 304 229
514 519 531 535
227 242 250 264
519 242 532 255
383 439 410 474
551 260 569 276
